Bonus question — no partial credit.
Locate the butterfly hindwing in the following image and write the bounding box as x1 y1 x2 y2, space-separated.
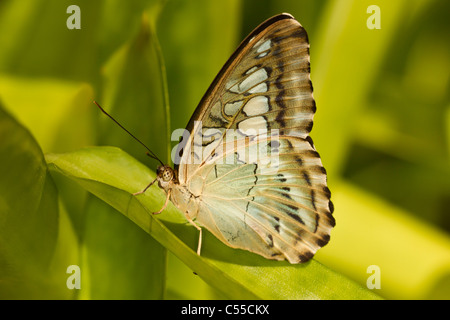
194 135 334 263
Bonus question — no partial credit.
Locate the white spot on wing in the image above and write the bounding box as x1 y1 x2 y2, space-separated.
257 51 269 58
248 82 268 93
243 96 269 116
238 116 267 136
224 100 243 116
256 40 271 53
239 68 268 92
245 66 258 75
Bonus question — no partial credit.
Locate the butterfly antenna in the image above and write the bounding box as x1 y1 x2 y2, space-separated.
94 101 164 166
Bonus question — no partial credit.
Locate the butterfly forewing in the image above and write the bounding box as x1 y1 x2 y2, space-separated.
173 13 334 263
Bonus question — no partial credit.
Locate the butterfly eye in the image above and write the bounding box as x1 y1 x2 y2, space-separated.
162 167 173 182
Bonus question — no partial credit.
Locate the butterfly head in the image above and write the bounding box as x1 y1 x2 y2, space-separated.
156 165 175 190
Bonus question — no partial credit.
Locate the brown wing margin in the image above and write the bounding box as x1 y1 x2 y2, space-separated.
174 13 296 171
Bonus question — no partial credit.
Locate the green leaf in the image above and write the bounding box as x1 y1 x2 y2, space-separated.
101 13 169 163
319 181 450 300
0 75 95 154
0 0 101 81
157 0 242 135
46 146 382 299
77 14 169 299
79 196 166 299
0 105 70 299
311 0 423 177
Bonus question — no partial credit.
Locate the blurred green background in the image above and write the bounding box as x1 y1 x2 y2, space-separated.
0 0 449 299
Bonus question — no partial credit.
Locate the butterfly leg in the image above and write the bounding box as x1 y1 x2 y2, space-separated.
133 177 157 196
152 189 171 215
185 216 202 255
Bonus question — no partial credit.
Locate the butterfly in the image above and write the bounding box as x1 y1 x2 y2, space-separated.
99 13 335 263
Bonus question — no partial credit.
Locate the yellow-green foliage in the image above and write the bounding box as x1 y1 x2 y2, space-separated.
0 0 449 299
